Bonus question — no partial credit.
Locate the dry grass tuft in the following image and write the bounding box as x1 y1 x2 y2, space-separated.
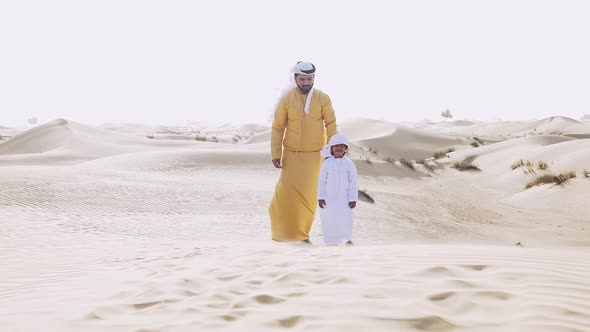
512 159 533 170
416 159 434 171
452 161 480 171
358 190 375 203
512 159 549 171
399 158 415 170
537 161 548 170
433 147 455 160
525 171 576 189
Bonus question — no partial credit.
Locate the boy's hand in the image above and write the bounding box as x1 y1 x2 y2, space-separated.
318 200 326 208
349 201 357 209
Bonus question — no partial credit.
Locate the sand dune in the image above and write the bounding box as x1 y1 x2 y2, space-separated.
233 123 271 133
244 129 271 144
563 121 590 137
0 119 204 165
0 125 19 139
447 135 575 173
429 116 582 139
101 123 159 136
338 117 398 141
358 126 465 160
0 119 73 155
1 117 590 332
449 120 477 126
244 118 398 145
526 116 580 133
444 134 590 223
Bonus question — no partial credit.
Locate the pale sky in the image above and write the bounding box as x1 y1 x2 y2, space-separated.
1 0 589 127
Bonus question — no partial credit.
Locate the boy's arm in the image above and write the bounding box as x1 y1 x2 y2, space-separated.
318 162 328 200
348 160 358 203
318 162 328 208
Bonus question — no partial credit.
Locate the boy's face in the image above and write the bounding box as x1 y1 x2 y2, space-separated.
331 144 348 158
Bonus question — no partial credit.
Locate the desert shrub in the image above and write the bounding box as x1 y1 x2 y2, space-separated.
511 159 533 170
452 161 480 171
385 157 395 164
525 171 576 189
399 158 415 170
433 147 455 160
470 142 480 148
433 151 446 159
583 169 589 178
358 190 375 203
416 159 434 171
537 161 548 170
523 167 536 175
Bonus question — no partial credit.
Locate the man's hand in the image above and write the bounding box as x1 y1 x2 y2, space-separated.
349 201 357 209
272 158 281 168
318 200 326 208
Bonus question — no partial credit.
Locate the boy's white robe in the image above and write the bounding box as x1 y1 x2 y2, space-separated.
317 156 358 245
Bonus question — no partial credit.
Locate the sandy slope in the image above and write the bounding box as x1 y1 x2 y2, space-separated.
1 118 589 332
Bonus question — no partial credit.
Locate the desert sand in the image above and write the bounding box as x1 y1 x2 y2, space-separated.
1 117 589 331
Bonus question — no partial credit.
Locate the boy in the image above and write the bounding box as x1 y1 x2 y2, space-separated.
317 134 358 245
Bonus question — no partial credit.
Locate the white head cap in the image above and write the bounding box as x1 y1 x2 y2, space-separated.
321 134 349 157
327 133 349 148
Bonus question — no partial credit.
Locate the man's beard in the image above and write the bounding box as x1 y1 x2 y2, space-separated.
296 83 313 94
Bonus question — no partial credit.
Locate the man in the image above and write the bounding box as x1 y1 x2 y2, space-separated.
269 61 338 243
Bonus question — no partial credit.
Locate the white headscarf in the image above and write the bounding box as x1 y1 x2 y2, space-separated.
267 61 316 122
321 134 349 158
327 134 349 148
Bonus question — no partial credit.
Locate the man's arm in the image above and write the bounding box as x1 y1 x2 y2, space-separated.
322 95 337 140
271 98 287 163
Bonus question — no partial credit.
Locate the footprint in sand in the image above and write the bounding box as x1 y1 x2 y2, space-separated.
254 294 287 304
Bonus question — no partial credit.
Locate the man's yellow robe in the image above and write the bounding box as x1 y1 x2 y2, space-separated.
269 88 337 241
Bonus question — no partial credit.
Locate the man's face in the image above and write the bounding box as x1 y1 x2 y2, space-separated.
295 74 314 94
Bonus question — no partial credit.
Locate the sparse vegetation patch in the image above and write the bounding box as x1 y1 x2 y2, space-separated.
416 159 434 171
525 171 576 189
433 147 455 160
358 190 375 203
399 158 415 170
452 161 480 171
